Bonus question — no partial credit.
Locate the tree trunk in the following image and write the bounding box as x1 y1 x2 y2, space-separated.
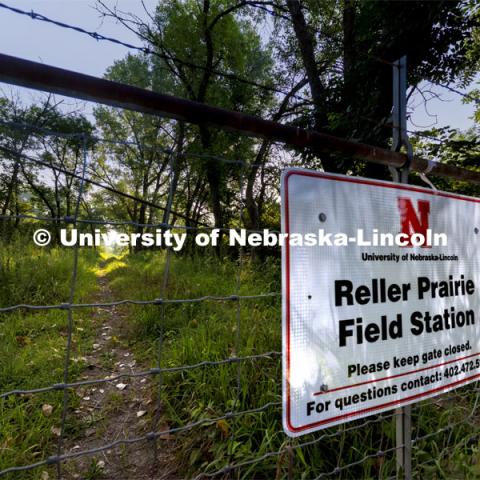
285 0 325 129
286 0 343 173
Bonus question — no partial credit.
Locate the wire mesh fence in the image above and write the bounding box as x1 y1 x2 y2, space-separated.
1 109 480 480
0 3 479 473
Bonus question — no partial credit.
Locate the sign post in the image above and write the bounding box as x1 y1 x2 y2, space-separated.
391 55 412 480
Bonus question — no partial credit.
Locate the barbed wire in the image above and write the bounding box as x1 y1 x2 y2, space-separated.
0 2 314 105
0 0 419 111
1 4 476 155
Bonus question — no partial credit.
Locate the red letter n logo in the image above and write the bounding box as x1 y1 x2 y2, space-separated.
397 197 430 247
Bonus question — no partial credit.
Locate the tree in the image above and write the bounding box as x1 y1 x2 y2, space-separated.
0 97 94 241
283 0 480 178
95 0 277 235
94 57 173 250
411 126 480 196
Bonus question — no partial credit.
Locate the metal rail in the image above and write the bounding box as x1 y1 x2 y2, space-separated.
1 54 479 185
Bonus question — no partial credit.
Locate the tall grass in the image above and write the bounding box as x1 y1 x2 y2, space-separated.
107 249 480 479
2 243 480 478
106 251 392 478
0 241 99 478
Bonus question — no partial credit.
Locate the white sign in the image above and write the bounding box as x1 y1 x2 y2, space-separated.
281 169 480 437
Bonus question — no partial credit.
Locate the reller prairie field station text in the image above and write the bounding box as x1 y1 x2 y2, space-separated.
336 275 475 347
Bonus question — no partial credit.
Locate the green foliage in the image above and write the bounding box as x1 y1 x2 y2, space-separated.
280 0 480 177
0 243 98 479
150 0 274 110
102 250 480 478
411 127 480 195
0 1 480 477
0 98 95 243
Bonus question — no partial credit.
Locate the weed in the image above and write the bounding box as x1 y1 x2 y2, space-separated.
105 250 480 478
3 245 480 478
0 241 99 478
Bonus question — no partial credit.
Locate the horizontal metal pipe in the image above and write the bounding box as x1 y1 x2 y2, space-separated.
0 53 479 185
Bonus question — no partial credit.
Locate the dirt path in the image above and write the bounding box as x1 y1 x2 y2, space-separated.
63 264 178 480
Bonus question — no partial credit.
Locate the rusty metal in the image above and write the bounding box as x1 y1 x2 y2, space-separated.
0 54 479 185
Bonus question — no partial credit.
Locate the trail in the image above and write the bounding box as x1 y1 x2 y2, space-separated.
63 260 178 480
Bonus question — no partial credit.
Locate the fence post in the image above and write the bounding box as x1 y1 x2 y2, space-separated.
390 55 413 480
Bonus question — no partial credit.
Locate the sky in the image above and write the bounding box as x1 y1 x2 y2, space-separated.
0 0 477 134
